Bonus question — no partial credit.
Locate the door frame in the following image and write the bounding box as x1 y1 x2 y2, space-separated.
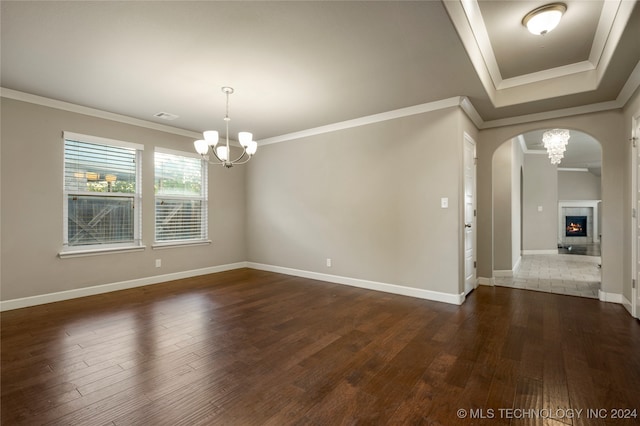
632 114 639 318
463 132 477 295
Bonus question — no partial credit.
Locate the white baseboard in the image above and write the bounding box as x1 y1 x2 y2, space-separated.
522 250 558 255
0 262 248 312
1 261 467 311
622 294 633 317
513 256 522 274
478 277 495 286
247 262 465 305
598 289 624 304
494 257 522 278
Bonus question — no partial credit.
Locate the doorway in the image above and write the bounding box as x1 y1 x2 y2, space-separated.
492 129 602 298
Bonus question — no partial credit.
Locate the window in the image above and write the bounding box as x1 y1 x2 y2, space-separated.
62 132 143 253
154 148 208 244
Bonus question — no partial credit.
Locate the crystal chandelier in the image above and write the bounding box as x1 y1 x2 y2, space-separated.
194 87 257 168
542 129 570 165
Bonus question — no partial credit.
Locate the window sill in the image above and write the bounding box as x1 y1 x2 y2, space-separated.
152 240 212 250
59 245 146 259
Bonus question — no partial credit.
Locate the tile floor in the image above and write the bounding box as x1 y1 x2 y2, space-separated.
494 254 601 299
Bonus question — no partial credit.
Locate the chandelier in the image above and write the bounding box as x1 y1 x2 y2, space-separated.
194 87 257 168
542 129 570 165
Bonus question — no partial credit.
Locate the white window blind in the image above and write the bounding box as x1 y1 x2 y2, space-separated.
154 149 207 243
63 133 143 249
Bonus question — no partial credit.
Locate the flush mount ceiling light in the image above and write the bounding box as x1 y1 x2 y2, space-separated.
194 87 257 168
542 128 570 165
522 3 567 35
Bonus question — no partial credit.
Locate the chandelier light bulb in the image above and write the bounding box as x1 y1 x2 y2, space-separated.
203 130 219 147
238 132 253 148
246 141 258 156
194 139 209 155
523 3 567 35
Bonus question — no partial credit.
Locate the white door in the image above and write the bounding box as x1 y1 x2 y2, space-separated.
634 117 640 318
464 133 477 295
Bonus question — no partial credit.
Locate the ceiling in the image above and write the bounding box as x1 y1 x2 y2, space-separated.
1 1 639 156
478 0 602 79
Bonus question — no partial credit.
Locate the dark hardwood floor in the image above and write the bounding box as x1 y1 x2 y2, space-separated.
2 268 639 425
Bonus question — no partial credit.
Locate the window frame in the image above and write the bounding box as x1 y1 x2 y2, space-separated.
153 147 210 248
60 131 144 258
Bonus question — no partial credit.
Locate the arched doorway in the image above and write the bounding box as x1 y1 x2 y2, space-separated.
491 129 602 298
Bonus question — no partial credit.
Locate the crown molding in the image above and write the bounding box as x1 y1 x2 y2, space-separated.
517 134 547 155
618 60 640 107
497 61 595 90
267 56 636 137
0 88 476 146
459 96 484 128
482 60 640 129
0 87 201 139
257 97 466 146
481 100 621 129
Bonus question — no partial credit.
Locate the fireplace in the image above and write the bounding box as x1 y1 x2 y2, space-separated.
559 202 599 245
566 216 587 237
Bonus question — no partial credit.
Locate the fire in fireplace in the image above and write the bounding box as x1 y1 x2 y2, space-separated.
566 216 587 237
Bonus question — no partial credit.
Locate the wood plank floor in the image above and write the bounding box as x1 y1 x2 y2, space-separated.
2 268 639 425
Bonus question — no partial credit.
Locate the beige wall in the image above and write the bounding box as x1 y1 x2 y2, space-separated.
0 98 246 301
246 107 468 296
558 170 601 200
523 154 558 251
477 110 627 296
492 140 513 270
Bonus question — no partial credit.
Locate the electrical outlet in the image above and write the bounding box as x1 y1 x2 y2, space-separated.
326 258 332 267
155 259 162 268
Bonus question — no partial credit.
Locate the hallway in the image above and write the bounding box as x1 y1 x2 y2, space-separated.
494 254 601 299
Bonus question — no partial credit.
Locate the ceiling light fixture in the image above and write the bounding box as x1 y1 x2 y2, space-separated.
542 129 570 165
194 87 257 168
522 3 567 35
